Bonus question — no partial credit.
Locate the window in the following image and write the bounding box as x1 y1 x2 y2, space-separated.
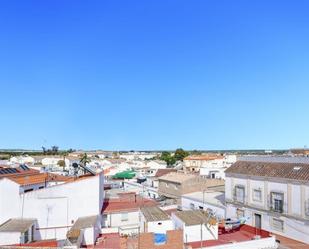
199 206 203 210
270 192 284 213
24 188 33 193
23 230 29 243
190 203 195 210
272 218 284 232
234 185 245 203
253 189 262 201
236 208 245 218
121 213 128 221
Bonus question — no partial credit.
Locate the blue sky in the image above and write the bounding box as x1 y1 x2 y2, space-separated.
1 0 309 151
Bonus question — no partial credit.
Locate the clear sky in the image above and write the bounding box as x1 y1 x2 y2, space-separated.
1 0 309 151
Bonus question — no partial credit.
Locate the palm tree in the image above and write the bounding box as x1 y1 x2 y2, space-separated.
79 153 91 168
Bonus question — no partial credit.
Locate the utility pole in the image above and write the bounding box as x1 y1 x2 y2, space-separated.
203 189 205 210
200 222 203 249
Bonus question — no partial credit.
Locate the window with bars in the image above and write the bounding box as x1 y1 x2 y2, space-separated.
270 192 284 213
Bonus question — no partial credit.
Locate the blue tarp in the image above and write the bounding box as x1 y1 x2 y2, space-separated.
154 233 166 244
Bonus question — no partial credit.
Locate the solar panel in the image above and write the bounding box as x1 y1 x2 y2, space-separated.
0 168 18 174
20 164 29 171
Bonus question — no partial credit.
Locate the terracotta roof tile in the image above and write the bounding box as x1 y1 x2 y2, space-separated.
184 155 224 161
225 160 309 181
102 197 157 213
154 169 176 177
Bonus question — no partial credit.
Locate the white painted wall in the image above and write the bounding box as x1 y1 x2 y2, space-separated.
146 220 174 234
123 181 159 199
0 174 104 242
0 232 21 245
78 216 101 246
0 179 21 225
10 156 35 164
200 167 225 179
225 174 309 244
181 197 225 219
105 211 139 228
171 213 218 243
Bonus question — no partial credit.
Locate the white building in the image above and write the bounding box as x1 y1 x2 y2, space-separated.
183 154 236 178
171 210 218 243
119 152 158 161
123 180 159 199
0 172 104 246
0 218 37 245
181 191 226 219
66 215 101 246
10 156 35 165
199 155 237 179
102 192 157 235
140 206 174 233
225 157 309 244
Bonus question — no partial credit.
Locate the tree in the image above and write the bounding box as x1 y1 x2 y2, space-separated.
51 146 59 154
160 151 176 166
57 160 65 168
42 146 47 155
191 150 202 155
80 153 91 167
174 148 189 161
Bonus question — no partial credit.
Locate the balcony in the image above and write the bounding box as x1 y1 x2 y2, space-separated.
268 192 284 214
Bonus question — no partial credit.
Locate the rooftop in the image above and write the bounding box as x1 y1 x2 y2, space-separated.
154 168 177 178
238 155 309 164
141 206 170 222
225 160 309 181
184 155 224 161
71 215 98 229
174 210 216 226
94 233 121 249
158 172 198 183
0 218 36 233
187 224 272 248
8 239 58 248
8 173 70 186
102 196 157 213
0 165 72 186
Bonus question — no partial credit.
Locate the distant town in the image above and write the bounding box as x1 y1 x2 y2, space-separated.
0 148 309 248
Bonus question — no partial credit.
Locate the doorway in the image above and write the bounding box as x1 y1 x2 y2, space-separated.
254 213 262 229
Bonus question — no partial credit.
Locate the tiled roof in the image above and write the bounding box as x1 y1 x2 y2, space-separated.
10 239 58 248
158 172 197 183
0 218 36 233
141 206 170 222
174 210 216 226
8 173 72 186
184 155 224 161
154 169 176 178
71 215 98 229
102 197 157 213
225 160 309 181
